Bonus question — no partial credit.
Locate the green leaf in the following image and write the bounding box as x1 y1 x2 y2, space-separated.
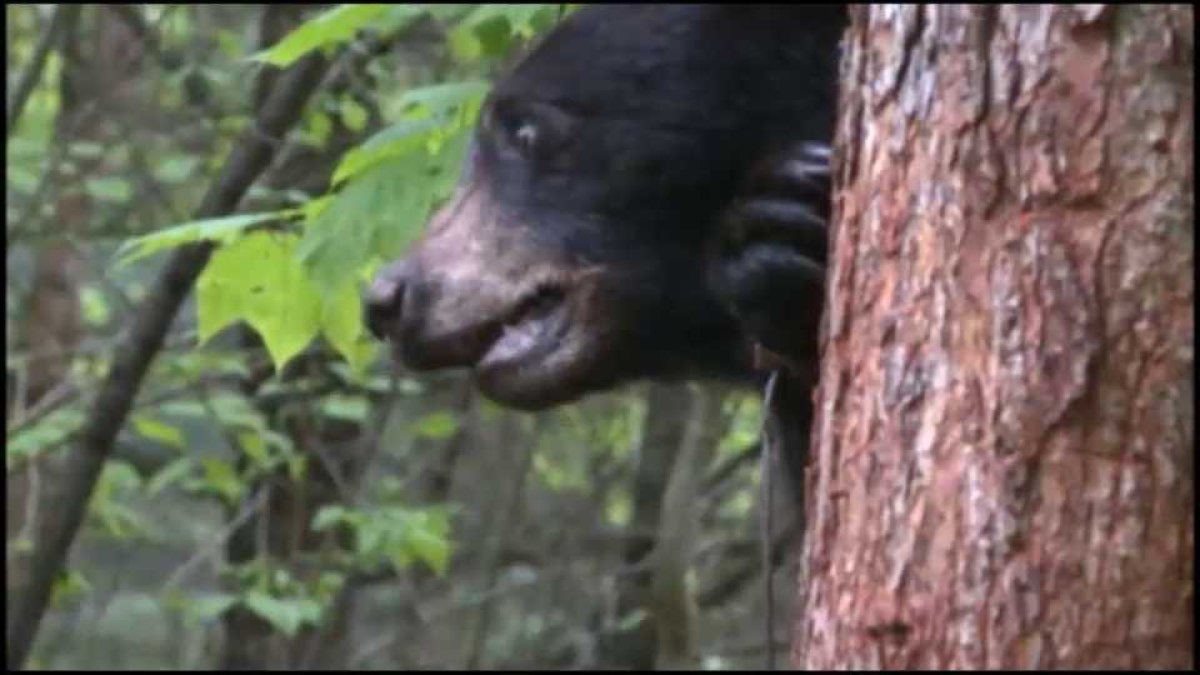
320 279 377 376
302 117 473 293
242 591 322 637
99 460 144 493
80 286 110 326
253 4 398 67
403 510 451 575
154 156 200 184
718 394 762 454
412 411 459 440
395 80 490 118
187 593 238 622
300 159 428 291
334 80 482 188
450 5 560 60
196 231 322 370
7 408 84 466
306 110 333 148
199 457 243 506
68 142 105 159
312 505 349 532
132 415 185 450
51 570 91 608
341 98 368 133
115 211 291 267
158 400 207 419
319 395 369 423
207 393 270 429
6 164 38 194
84 177 132 203
238 431 272 471
216 29 244 60
330 117 441 186
605 490 632 527
146 457 196 497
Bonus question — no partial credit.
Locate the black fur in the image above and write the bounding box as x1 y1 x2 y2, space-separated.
366 6 844 453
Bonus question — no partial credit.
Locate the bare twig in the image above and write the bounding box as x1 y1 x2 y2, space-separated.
5 381 78 437
159 490 269 593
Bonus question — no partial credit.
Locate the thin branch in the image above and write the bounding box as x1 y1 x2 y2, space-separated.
697 523 799 609
159 490 269 594
703 441 760 493
6 5 78 138
5 381 78 437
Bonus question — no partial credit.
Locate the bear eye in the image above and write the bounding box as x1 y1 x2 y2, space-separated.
484 98 571 161
508 118 539 156
495 109 541 158
485 100 548 159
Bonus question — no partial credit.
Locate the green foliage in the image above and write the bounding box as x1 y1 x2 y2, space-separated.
319 394 370 423
604 490 632 527
115 211 295 267
177 592 239 623
48 8 606 665
131 415 185 450
532 395 644 493
340 97 369 133
717 393 762 455
197 457 243 506
150 391 303 499
91 461 149 539
154 350 252 381
253 5 407 67
197 231 322 368
117 4 567 380
450 4 564 60
313 504 453 576
411 410 460 440
79 286 111 326
153 155 202 184
145 457 197 497
196 230 379 373
50 570 92 610
83 177 133 204
300 81 484 293
179 563 347 637
242 590 324 637
7 407 84 468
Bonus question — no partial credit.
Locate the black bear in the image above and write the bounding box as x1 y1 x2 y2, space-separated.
366 6 842 421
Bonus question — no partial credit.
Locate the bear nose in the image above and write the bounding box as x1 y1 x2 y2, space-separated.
364 260 412 341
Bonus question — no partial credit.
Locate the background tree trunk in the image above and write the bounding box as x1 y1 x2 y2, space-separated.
795 5 1192 669
597 384 688 669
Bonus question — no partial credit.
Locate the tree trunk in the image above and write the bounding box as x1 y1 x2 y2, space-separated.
794 5 1192 669
597 383 688 669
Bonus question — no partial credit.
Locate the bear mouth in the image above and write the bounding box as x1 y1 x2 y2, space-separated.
385 270 609 410
476 282 570 372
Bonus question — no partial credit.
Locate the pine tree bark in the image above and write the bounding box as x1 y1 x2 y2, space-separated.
795 5 1192 669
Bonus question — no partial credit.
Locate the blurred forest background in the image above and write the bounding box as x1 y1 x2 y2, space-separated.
6 5 796 669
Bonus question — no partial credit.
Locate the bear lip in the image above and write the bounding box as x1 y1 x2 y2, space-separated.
476 283 570 371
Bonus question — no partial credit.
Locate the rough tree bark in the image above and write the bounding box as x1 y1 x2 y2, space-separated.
794 5 1192 669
